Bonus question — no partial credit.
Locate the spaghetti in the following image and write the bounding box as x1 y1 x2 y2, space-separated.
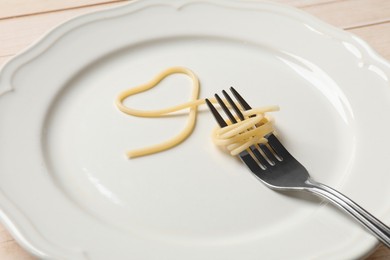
115 67 278 158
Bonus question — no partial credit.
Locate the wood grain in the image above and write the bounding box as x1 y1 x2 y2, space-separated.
368 244 390 260
0 0 389 259
0 227 34 260
0 2 126 57
274 0 337 7
0 0 127 19
0 56 11 68
350 22 390 60
302 0 390 29
0 0 389 59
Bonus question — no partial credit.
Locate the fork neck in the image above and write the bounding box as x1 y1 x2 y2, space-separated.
304 178 390 248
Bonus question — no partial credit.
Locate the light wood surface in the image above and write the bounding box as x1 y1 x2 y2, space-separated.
0 0 126 19
0 0 389 259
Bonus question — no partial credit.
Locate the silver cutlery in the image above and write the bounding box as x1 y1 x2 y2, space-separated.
205 87 390 248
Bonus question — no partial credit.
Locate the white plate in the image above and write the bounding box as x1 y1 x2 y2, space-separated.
1 0 390 259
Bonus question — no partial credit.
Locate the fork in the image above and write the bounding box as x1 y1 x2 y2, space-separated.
205 87 390 248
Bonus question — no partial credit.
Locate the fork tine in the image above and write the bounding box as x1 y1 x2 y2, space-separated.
240 151 264 172
259 144 277 164
230 87 252 110
251 147 272 167
205 99 228 128
223 89 269 168
215 94 237 124
224 89 274 168
206 94 262 171
222 90 245 121
228 87 280 165
206 95 261 172
267 134 292 159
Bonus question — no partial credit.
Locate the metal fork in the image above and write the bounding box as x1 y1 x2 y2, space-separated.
205 87 390 248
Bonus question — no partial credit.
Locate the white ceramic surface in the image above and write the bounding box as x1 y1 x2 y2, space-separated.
1 0 390 259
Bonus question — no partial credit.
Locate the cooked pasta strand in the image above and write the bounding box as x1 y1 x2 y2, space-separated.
115 67 278 158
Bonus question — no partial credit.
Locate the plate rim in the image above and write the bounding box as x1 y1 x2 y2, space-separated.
0 0 389 259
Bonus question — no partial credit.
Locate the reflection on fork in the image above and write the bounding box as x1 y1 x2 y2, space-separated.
205 87 390 248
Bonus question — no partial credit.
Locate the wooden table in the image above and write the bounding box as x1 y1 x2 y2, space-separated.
0 0 389 259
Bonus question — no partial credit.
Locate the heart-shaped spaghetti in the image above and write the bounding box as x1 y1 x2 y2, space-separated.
115 67 278 158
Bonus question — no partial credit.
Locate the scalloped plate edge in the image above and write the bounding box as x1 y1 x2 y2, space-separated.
0 0 390 259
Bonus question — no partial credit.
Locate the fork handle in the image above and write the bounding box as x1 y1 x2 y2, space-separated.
306 179 390 248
